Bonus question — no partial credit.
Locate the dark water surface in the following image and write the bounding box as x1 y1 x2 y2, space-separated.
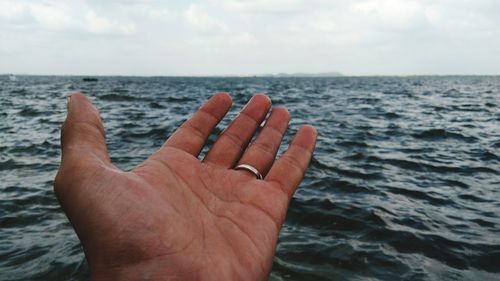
1 76 499 280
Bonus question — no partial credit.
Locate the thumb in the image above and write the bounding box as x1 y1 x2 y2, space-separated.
60 92 111 166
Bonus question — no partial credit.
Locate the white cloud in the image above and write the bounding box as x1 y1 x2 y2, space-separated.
210 0 306 14
309 17 336 33
0 1 27 20
1 0 500 75
0 1 136 35
146 8 177 22
424 6 441 25
352 0 425 28
29 3 73 29
184 4 229 33
85 11 136 34
228 32 258 46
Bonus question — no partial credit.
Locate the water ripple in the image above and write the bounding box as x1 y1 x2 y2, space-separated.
1 75 500 280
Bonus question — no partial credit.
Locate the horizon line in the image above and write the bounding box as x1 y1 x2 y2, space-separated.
3 73 500 77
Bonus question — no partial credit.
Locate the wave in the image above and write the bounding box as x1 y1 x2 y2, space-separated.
287 198 387 232
164 96 197 102
17 108 42 117
335 140 369 148
364 229 500 272
4 76 500 280
412 129 477 142
125 126 170 139
382 184 452 206
366 155 498 175
442 88 462 96
383 112 401 119
309 178 374 194
311 157 383 180
149 102 165 109
99 93 148 102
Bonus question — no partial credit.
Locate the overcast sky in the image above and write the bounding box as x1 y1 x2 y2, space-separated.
1 0 499 76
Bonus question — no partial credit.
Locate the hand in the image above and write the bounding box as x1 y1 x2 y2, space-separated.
55 92 317 281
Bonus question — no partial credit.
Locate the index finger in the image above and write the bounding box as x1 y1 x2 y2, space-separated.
162 92 232 156
265 125 317 197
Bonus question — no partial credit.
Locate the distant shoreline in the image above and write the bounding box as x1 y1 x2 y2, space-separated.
1 73 500 78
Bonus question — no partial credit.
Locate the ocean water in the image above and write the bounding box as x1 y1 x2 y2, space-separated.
0 75 499 281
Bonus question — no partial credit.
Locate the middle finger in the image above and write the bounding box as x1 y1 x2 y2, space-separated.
203 94 271 167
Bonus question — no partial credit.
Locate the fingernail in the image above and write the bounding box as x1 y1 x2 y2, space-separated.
67 96 71 111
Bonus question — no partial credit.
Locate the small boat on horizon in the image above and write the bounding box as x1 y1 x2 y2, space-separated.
82 77 98 82
9 74 17 81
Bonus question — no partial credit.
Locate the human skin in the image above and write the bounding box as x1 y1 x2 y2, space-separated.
54 92 317 281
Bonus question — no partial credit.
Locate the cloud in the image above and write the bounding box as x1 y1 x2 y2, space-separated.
29 3 73 29
146 8 177 22
0 1 136 35
1 0 500 75
0 1 29 21
85 11 136 34
209 0 306 14
184 4 229 33
309 17 336 32
351 0 427 29
228 32 258 46
183 4 260 48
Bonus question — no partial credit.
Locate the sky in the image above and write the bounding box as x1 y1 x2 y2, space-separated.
0 0 499 76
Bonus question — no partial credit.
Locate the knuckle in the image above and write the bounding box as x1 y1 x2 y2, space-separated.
198 108 219 123
181 122 206 140
223 130 246 147
250 141 276 157
264 124 285 138
239 111 259 127
281 154 304 172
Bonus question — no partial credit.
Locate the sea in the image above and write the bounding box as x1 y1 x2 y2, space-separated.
0 75 499 281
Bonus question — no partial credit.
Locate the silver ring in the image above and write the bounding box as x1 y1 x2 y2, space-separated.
234 164 263 180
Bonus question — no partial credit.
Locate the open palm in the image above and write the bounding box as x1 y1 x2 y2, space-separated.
55 93 317 281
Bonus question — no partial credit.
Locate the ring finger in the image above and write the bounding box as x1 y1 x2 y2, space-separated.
235 106 290 179
203 94 271 167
